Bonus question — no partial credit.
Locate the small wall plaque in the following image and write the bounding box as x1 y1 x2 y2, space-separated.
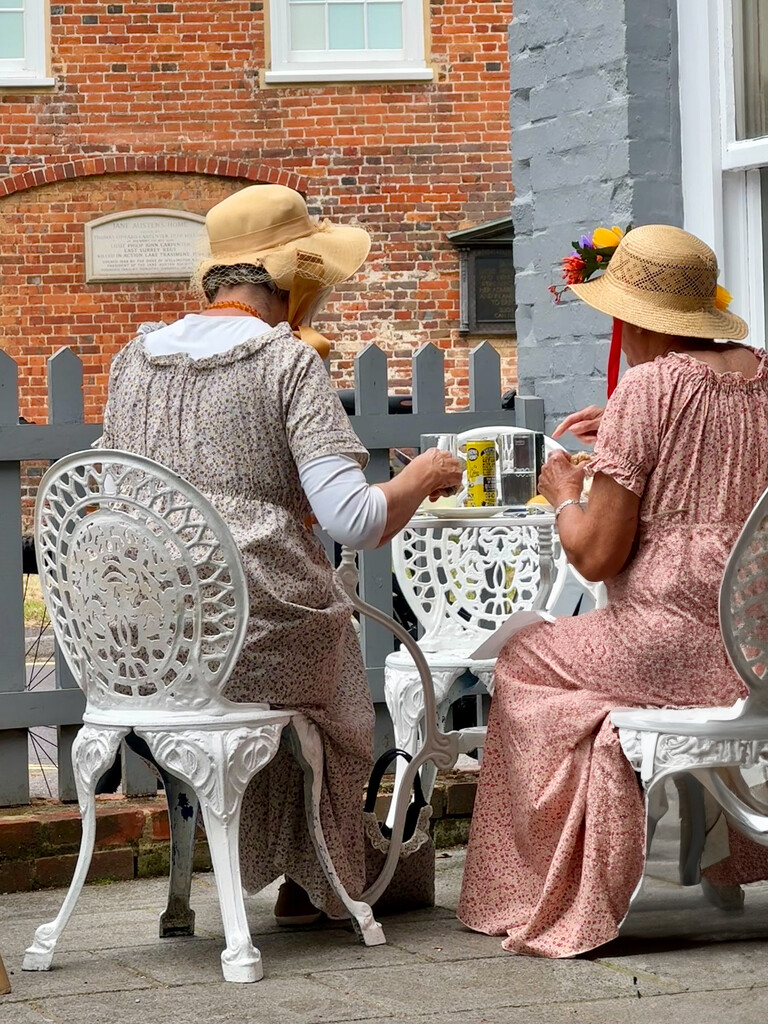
448 216 515 335
85 209 207 283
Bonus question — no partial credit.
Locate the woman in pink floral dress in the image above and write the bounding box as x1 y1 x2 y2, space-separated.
457 224 768 957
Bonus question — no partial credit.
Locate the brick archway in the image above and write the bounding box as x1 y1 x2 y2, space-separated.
0 155 307 198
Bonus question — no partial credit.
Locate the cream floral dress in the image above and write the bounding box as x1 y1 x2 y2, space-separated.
102 321 374 916
458 348 768 957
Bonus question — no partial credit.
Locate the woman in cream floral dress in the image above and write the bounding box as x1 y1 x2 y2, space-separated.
458 225 768 957
102 184 462 922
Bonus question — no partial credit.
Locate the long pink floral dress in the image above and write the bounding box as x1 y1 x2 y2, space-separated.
457 349 768 957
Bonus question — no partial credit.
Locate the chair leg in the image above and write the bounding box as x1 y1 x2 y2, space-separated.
645 779 669 856
384 664 461 829
139 723 286 984
287 715 385 947
675 774 707 886
23 726 127 972
159 770 199 938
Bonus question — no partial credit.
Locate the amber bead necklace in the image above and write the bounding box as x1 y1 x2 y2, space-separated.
206 301 263 318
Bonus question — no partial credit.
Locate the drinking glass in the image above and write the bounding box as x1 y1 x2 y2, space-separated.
420 433 458 456
499 433 537 506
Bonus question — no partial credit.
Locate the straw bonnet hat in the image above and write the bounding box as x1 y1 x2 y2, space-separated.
569 224 748 340
192 184 371 358
193 183 371 291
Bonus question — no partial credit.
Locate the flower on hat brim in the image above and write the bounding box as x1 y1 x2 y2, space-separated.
550 224 631 302
591 226 625 249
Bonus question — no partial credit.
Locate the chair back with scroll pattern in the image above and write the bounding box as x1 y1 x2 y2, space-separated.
720 485 768 714
34 450 249 713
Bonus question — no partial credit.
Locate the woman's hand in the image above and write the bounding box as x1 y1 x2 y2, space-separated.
373 448 463 546
538 451 584 508
552 405 604 444
408 448 463 500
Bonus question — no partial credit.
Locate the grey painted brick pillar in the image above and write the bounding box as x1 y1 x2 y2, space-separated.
509 0 683 437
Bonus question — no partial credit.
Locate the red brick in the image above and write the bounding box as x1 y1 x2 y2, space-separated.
150 808 171 842
0 859 36 893
35 847 135 888
0 816 41 859
41 810 83 851
94 808 146 847
445 780 477 817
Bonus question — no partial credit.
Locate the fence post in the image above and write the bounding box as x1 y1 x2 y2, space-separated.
47 350 88 802
354 344 393 702
469 341 502 411
0 353 29 804
515 395 546 432
412 342 446 417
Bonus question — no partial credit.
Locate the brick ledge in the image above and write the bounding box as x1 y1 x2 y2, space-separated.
0 770 478 894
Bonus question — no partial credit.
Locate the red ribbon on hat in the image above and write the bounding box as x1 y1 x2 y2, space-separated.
607 318 623 398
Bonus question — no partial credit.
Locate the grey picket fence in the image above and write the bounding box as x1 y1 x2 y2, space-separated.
0 342 543 807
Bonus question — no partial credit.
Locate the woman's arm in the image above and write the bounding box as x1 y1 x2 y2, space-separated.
373 448 463 546
299 449 462 550
538 452 640 582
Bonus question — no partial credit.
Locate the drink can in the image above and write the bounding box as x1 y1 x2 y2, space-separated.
465 439 497 506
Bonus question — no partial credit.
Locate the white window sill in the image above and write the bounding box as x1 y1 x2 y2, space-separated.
264 66 434 84
0 76 55 88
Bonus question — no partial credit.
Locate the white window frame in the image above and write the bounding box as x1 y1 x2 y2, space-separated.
0 0 53 87
264 0 433 84
678 0 767 348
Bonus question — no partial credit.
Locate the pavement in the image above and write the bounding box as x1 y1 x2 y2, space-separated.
3 807 768 1024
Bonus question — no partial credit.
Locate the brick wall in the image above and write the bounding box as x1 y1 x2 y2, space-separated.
0 0 515 427
508 0 682 436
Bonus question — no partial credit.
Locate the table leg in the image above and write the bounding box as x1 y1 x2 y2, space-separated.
533 524 555 611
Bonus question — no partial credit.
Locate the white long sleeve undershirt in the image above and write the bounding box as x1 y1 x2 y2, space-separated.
141 314 388 550
299 454 387 550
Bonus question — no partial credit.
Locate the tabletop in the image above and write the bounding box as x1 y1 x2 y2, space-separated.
408 508 557 530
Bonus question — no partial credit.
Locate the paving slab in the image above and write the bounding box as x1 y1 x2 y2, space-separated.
1 949 156 1003
345 987 768 1024
0 1004 51 1024
4 806 768 1023
31 974 393 1024
312 954 680 1017
111 926 425 985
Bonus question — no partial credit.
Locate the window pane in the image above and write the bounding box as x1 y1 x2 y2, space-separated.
368 3 402 49
328 3 364 49
0 1 24 8
290 3 326 50
738 0 768 138
0 11 24 58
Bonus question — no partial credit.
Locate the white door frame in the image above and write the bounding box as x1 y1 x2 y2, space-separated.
677 0 766 348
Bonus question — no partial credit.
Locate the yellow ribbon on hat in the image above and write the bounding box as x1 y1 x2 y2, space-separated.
288 258 332 359
295 325 331 359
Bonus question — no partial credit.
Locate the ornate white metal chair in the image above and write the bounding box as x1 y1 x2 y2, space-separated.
22 450 454 984
385 426 606 817
612 484 768 906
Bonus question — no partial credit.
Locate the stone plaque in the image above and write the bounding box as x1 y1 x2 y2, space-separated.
85 209 207 283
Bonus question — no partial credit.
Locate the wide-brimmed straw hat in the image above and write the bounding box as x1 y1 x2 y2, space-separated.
569 224 748 340
192 183 371 294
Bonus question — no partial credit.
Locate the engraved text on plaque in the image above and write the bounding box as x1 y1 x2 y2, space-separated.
85 209 207 283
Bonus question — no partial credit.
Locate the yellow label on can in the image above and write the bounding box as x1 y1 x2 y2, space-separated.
465 439 497 506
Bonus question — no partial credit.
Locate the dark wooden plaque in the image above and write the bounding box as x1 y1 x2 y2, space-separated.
475 253 515 323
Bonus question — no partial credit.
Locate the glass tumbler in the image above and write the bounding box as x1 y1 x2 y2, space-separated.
499 433 537 506
419 433 458 456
